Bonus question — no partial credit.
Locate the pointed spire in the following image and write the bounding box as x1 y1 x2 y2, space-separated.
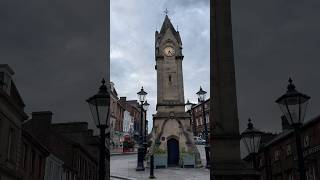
157 12 182 45
160 15 176 34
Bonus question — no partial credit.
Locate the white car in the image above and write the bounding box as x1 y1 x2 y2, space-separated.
194 136 206 145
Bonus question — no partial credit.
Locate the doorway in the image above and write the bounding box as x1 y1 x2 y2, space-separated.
167 138 179 166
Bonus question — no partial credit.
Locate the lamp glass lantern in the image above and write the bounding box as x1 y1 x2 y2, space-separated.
137 86 148 102
87 79 110 128
275 78 310 126
196 86 207 102
143 100 150 111
241 119 263 154
185 99 192 111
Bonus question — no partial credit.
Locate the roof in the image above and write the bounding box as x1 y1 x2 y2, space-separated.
263 115 320 148
158 15 182 45
22 129 50 156
191 98 210 109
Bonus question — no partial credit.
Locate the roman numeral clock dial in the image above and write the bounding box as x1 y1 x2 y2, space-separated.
163 46 175 57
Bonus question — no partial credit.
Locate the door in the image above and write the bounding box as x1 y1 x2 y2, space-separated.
167 138 179 166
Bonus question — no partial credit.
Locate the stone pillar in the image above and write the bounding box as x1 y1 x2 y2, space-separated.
211 0 260 179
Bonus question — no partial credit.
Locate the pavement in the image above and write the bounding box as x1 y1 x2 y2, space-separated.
110 147 137 156
110 145 210 180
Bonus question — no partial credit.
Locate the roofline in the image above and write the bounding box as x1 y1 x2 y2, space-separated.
191 98 210 109
263 115 320 148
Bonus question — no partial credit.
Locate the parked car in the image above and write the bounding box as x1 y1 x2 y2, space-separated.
194 136 206 145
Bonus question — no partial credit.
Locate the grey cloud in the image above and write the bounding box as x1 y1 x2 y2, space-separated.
231 0 320 133
0 0 108 132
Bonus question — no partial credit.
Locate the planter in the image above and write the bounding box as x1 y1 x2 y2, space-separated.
181 153 195 168
154 154 167 168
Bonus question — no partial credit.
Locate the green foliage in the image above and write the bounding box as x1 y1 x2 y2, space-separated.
180 147 194 156
123 140 134 148
154 145 166 154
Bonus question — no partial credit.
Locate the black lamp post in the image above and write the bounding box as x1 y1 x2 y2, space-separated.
196 86 210 169
136 86 148 171
143 100 150 157
185 99 193 125
241 118 263 170
186 99 197 136
275 78 310 180
87 79 110 180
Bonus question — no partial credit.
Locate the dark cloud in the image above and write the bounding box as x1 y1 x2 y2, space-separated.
231 0 320 134
0 0 108 131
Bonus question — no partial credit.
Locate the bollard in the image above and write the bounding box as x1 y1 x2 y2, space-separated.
149 155 155 179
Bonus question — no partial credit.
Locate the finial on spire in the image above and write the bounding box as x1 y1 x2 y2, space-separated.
164 8 169 16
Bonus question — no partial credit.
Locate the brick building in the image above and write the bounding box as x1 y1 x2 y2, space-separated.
0 64 29 180
189 98 210 138
20 129 49 180
23 112 98 180
120 98 146 143
251 115 320 180
109 82 147 149
109 82 125 148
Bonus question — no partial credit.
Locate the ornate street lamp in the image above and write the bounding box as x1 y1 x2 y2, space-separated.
87 79 110 180
241 118 263 169
185 99 193 111
276 78 310 180
185 99 193 125
136 86 148 171
196 86 210 169
185 99 196 136
143 100 150 157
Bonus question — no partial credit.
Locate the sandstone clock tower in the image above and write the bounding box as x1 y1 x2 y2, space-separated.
150 15 201 168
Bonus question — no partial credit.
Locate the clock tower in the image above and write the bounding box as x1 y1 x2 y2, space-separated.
150 15 201 168
155 15 185 113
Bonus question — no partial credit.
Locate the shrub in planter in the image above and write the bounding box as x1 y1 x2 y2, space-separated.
153 145 167 168
180 147 195 168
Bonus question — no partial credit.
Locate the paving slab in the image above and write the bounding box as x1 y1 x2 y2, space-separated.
110 145 210 180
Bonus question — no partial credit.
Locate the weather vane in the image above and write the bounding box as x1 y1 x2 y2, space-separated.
164 8 169 16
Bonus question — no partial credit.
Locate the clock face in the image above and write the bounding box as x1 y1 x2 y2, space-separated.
163 46 175 57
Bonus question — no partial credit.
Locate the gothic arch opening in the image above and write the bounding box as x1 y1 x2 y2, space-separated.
167 137 179 166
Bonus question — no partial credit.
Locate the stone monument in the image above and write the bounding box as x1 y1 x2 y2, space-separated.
211 0 260 179
149 15 201 168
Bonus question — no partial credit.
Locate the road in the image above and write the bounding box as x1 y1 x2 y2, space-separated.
110 145 209 180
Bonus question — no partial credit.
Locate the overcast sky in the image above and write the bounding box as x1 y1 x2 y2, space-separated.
110 0 210 132
1 0 320 153
0 0 108 132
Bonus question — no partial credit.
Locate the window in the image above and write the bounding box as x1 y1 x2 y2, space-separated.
21 143 27 168
304 135 310 148
288 172 294 180
0 72 12 94
286 144 292 156
66 171 70 180
7 127 15 161
205 114 209 123
274 150 280 162
306 165 316 180
31 150 36 174
259 158 263 168
38 157 42 177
